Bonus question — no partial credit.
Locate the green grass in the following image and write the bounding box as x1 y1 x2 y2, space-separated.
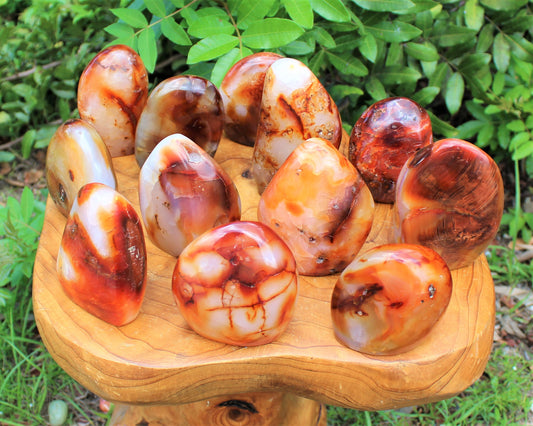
0 189 109 425
327 345 532 425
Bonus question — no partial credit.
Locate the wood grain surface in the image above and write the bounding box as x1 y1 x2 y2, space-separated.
33 136 495 410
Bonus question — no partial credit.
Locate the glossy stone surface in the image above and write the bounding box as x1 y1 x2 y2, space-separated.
331 244 452 355
57 183 147 326
258 138 374 276
220 52 283 146
135 75 224 167
394 138 504 270
172 221 298 346
251 58 342 193
138 133 241 257
45 119 117 217
349 97 433 203
77 44 148 157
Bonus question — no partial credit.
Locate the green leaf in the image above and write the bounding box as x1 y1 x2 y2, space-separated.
365 76 388 101
280 40 315 56
197 7 227 18
411 86 440 106
511 57 533 83
399 0 440 14
377 65 421 85
458 52 491 75
465 0 484 31
493 32 510 72
421 60 437 78
445 72 464 115
20 187 34 224
188 16 235 38
309 49 327 75
326 51 368 77
187 35 239 64
386 42 403 66
359 34 378 63
105 22 135 40
282 40 315 56
283 0 314 29
476 123 494 147
312 27 336 48
509 34 533 62
492 71 505 95
330 34 359 52
428 111 458 138
456 120 485 139
236 0 277 29
111 8 148 28
415 9 433 29
21 129 36 159
0 152 15 162
144 0 166 17
138 28 157 73
527 115 533 130
511 134 532 160
161 17 191 45
211 48 247 87
241 18 304 49
330 85 364 101
404 41 439 61
507 120 526 132
497 123 510 149
350 0 415 12
476 25 493 53
310 0 351 23
432 25 477 47
367 21 422 43
502 15 533 33
186 62 214 80
480 0 527 11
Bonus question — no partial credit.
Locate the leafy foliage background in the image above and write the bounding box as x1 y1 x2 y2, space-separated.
104 0 533 173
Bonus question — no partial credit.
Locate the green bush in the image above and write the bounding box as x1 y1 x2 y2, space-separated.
103 0 533 283
105 0 532 157
0 0 119 160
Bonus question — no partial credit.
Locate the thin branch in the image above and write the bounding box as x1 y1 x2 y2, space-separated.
0 119 62 151
155 54 185 71
0 135 24 151
1 60 62 83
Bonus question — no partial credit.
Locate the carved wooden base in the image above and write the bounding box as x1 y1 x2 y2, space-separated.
109 392 326 426
34 136 495 414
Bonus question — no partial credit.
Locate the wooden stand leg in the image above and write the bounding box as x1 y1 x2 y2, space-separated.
109 392 327 425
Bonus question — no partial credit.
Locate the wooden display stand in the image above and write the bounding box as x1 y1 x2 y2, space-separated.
33 136 495 425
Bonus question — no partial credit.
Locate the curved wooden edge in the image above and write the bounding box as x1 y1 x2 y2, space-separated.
33 136 495 411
